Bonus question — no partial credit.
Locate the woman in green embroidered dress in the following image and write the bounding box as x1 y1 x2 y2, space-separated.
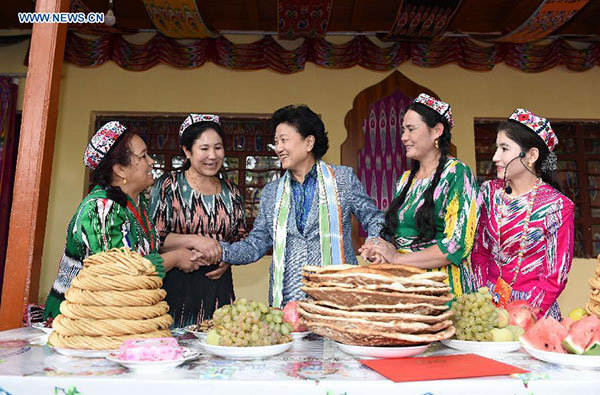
359 94 479 297
44 121 198 319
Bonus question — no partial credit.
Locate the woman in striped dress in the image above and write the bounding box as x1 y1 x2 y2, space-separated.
359 94 479 298
471 109 574 319
150 114 246 327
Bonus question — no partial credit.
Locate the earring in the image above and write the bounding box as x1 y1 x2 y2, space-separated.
122 178 127 185
434 140 439 150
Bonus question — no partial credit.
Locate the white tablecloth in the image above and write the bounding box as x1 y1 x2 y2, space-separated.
0 328 598 395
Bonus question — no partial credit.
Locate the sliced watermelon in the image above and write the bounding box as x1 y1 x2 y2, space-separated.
561 317 574 331
521 317 567 353
563 315 600 355
584 325 600 356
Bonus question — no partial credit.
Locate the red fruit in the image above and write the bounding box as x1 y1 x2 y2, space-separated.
506 301 537 331
563 315 600 354
282 301 307 332
521 317 568 353
561 317 574 331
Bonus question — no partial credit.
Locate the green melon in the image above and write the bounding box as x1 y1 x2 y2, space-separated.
521 317 567 353
563 315 599 355
583 327 600 356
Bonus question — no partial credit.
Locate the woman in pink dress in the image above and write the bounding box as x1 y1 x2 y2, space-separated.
471 109 574 319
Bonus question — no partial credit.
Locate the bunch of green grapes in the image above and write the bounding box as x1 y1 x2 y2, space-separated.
451 287 498 341
209 298 292 346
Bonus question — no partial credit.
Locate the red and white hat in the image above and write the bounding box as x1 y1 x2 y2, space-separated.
178 114 220 139
509 108 558 151
83 121 127 170
413 93 454 130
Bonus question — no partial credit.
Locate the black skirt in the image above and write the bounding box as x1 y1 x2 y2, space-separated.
162 264 235 328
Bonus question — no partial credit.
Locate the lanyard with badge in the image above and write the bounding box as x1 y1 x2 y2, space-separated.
492 179 541 308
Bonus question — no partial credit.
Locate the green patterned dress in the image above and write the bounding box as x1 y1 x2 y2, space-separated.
393 158 479 297
44 186 164 319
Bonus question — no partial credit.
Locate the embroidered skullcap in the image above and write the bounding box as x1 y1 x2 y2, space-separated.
508 108 558 151
83 121 127 170
413 93 454 130
178 114 220 139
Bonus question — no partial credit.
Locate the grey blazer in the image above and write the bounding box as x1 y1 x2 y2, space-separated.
221 164 384 306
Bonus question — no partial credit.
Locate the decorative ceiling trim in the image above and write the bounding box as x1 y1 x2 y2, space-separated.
382 0 462 41
61 32 600 73
142 0 218 39
495 0 589 43
278 0 333 40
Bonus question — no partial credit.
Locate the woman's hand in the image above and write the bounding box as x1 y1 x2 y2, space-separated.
205 262 230 280
190 236 222 265
176 248 201 273
359 237 400 264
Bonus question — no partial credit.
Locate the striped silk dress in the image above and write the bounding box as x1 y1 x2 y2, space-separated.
471 179 574 319
393 158 479 298
150 171 247 327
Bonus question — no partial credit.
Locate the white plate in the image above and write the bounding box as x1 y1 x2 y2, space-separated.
291 331 310 341
54 348 117 358
183 326 208 342
441 339 522 353
106 347 199 373
335 342 429 359
31 323 53 334
521 343 600 369
200 341 292 360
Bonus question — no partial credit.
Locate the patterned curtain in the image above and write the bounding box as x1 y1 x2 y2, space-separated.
357 90 412 235
0 77 19 295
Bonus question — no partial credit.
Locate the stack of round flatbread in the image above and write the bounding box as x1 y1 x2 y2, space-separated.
299 264 455 346
49 247 172 350
585 255 600 318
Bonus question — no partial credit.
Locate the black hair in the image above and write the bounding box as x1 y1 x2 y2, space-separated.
381 102 451 247
270 104 329 160
90 131 135 207
179 121 224 171
497 120 562 192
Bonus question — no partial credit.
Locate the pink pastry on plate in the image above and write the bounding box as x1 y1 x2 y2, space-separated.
117 338 184 361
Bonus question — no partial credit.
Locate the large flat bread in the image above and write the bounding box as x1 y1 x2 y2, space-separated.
302 264 428 277
302 265 358 274
305 321 455 346
302 279 450 295
303 271 449 287
302 286 453 306
298 301 453 323
313 300 449 315
298 307 452 334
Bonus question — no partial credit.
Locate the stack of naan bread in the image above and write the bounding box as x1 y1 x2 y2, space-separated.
298 264 455 346
586 255 600 319
49 248 173 350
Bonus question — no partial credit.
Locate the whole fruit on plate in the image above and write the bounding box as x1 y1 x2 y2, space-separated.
568 307 587 322
282 301 307 332
506 300 538 331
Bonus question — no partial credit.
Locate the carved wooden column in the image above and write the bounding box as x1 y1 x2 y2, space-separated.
0 0 70 329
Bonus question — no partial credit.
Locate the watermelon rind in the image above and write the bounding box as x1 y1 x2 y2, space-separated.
583 343 600 356
562 315 599 355
584 329 600 355
563 336 586 355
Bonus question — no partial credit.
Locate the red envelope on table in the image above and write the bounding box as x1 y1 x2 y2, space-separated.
360 354 528 383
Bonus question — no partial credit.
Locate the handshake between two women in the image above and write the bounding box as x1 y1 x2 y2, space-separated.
165 235 225 278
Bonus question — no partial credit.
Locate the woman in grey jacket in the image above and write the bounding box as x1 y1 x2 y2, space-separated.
202 105 384 308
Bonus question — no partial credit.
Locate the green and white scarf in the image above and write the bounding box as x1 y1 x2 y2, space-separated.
272 160 345 308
